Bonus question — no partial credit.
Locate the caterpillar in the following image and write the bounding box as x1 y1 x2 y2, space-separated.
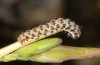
17 18 81 45
0 18 81 58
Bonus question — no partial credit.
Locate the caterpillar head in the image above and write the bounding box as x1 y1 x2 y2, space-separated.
66 20 81 39
67 26 81 39
57 18 81 39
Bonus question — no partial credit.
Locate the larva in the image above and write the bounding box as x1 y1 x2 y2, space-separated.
0 18 81 58
17 18 81 45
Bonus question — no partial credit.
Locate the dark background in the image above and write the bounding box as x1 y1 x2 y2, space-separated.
0 0 100 65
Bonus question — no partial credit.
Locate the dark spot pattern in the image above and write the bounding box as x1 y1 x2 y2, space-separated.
44 29 48 33
62 24 66 28
60 18 64 22
65 27 70 30
31 34 35 37
52 22 56 25
56 24 60 28
32 28 37 33
74 33 78 35
51 26 55 30
45 25 49 28
51 19 55 22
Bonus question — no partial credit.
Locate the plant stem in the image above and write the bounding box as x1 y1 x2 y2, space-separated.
0 42 22 58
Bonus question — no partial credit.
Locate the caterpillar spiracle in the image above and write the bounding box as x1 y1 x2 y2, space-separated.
18 18 81 45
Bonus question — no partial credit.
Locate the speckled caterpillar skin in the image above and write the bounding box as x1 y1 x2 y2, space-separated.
17 18 81 45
